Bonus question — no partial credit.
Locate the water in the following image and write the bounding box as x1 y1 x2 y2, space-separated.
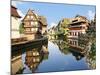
34 41 89 72
11 40 90 74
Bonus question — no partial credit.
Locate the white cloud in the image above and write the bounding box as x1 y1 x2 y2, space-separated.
88 10 95 20
12 1 17 7
12 1 24 7
48 22 57 29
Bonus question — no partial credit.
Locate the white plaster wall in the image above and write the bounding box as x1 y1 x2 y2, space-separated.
42 27 47 34
11 17 21 38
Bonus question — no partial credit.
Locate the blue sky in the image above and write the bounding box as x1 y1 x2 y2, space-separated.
12 1 96 28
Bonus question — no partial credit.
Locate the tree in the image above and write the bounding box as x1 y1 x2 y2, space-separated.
58 18 70 35
19 23 24 34
86 18 96 39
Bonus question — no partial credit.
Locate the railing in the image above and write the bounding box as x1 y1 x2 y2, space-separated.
24 31 37 34
24 25 39 28
11 37 27 43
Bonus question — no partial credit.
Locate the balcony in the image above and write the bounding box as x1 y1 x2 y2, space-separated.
24 25 40 28
24 31 37 34
24 25 33 28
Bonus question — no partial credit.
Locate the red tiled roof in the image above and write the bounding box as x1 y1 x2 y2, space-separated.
11 5 21 18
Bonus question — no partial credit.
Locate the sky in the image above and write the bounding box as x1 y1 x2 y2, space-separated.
12 1 96 29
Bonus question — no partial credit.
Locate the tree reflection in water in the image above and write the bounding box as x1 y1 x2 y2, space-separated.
52 40 85 61
52 38 96 67
85 41 96 69
11 38 96 74
52 40 69 55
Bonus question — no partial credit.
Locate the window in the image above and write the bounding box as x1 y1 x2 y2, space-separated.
27 15 30 19
70 41 72 44
82 27 85 29
31 22 34 25
31 28 34 31
31 28 38 32
70 32 71 36
24 22 29 26
75 41 77 45
31 21 38 26
27 22 29 25
72 41 74 45
75 32 77 36
34 22 38 25
78 32 80 36
73 32 74 36
31 16 34 19
26 28 30 31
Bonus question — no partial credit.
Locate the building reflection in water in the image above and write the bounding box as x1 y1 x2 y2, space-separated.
70 50 84 61
11 42 49 74
52 39 85 61
25 48 43 73
25 43 49 73
11 39 95 74
52 39 95 68
11 52 24 75
68 38 87 53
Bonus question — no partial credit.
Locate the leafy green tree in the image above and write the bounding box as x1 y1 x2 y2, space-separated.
86 20 96 39
19 23 24 34
58 18 70 35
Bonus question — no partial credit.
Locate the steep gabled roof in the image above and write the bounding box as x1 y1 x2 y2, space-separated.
11 5 21 18
38 16 47 26
22 9 38 21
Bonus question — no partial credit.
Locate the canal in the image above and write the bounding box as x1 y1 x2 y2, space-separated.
11 39 92 74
